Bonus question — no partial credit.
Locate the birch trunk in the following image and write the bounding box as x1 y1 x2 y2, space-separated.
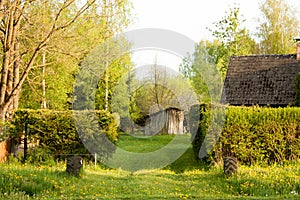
41 51 47 109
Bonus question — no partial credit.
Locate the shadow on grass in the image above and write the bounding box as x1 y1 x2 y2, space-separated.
165 146 212 173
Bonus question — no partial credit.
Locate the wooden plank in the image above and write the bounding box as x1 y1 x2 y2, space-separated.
0 141 8 162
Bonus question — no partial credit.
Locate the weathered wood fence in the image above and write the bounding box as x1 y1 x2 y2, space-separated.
0 140 10 162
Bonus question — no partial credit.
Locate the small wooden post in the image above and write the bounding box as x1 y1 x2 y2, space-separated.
66 156 83 177
224 157 238 177
0 141 8 162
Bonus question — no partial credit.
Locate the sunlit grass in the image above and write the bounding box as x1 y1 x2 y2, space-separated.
117 134 177 152
0 134 299 199
1 160 299 199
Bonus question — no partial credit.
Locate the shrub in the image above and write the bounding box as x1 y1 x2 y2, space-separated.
10 109 118 162
191 105 300 165
190 104 210 163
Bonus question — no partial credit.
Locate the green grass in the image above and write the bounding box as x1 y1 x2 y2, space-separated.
105 134 194 171
0 134 300 199
117 134 176 153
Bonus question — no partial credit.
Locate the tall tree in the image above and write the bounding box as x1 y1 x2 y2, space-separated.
209 6 257 77
0 0 132 152
257 0 300 54
73 36 132 112
14 0 131 110
99 0 131 111
95 38 132 112
180 6 257 103
179 43 223 103
133 63 180 115
0 0 97 123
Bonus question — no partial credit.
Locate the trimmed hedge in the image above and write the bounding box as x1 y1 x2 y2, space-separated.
191 105 300 165
10 109 118 162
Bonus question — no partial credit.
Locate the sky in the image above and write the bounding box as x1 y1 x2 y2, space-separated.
128 0 300 42
126 0 300 71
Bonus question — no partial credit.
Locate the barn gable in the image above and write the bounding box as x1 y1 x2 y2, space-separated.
221 54 300 106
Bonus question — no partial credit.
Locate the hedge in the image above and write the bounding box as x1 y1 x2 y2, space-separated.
10 109 118 162
191 105 300 165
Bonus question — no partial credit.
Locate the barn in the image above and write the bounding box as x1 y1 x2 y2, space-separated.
144 107 184 135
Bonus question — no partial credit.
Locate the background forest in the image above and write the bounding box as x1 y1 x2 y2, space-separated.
0 0 297 126
0 0 298 157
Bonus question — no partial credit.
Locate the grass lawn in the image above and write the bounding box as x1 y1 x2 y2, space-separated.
0 134 299 199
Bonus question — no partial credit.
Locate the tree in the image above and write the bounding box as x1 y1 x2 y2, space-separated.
0 0 132 160
179 6 257 103
72 36 132 111
179 43 223 104
130 63 181 116
209 6 257 76
257 0 300 54
0 0 98 124
18 51 78 110
95 38 132 112
17 0 132 110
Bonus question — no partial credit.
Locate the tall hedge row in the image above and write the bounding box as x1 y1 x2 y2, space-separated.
191 105 300 165
10 109 118 161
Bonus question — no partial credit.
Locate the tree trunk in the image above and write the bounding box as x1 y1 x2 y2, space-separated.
41 51 47 109
0 2 22 160
105 60 109 111
13 41 20 110
0 0 96 162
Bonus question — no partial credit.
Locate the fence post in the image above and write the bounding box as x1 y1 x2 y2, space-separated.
23 123 28 162
224 157 238 177
94 153 97 167
66 156 83 177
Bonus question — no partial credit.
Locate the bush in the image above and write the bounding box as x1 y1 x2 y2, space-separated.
191 105 300 165
10 109 118 162
190 104 210 163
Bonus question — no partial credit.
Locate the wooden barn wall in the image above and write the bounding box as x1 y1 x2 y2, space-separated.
144 108 184 135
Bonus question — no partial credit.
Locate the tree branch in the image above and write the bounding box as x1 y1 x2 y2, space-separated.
3 0 96 109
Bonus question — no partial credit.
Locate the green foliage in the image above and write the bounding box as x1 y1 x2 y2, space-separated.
209 6 257 77
190 104 210 163
10 109 118 162
19 53 77 110
95 40 132 111
0 120 12 142
192 105 300 165
17 0 132 111
26 148 56 166
73 37 132 112
180 6 258 89
127 65 196 127
257 0 300 54
179 44 223 104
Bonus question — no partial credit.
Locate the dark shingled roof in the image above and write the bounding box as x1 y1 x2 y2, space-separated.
221 54 300 106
